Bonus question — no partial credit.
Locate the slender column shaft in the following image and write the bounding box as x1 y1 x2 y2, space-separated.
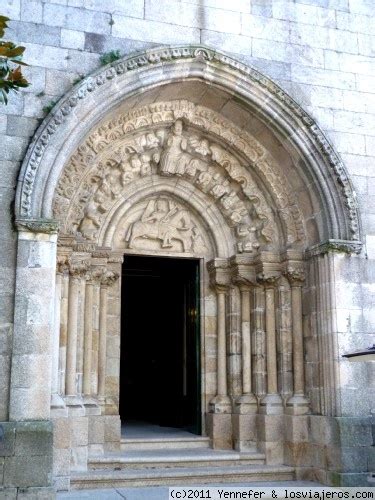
52 273 62 397
59 273 69 395
291 283 304 395
83 280 94 396
98 284 108 399
217 289 227 397
265 285 278 395
240 286 252 394
285 266 309 415
65 275 80 396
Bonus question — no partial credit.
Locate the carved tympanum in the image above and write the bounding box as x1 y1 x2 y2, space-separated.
122 196 207 254
52 101 308 252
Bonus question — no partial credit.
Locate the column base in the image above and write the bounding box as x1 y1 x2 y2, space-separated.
259 393 283 415
209 395 232 414
51 393 68 417
206 412 233 449
232 413 257 451
234 394 258 414
83 396 101 416
98 397 118 415
285 393 310 415
64 395 85 416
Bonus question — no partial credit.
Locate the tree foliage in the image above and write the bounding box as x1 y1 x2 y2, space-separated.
0 15 29 104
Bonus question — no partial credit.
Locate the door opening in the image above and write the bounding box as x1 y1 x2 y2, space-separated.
120 255 201 435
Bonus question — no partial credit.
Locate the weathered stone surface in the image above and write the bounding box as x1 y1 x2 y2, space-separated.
4 455 52 487
15 421 53 457
2 0 375 492
0 423 16 457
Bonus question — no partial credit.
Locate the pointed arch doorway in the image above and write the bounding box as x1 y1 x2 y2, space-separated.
120 254 202 436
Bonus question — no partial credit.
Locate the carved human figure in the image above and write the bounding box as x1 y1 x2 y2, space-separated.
140 154 152 176
236 224 260 252
190 136 211 157
185 158 205 178
196 167 214 191
210 176 230 199
145 132 159 149
159 120 188 175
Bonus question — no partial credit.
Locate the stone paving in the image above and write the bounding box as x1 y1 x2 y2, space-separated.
57 481 322 499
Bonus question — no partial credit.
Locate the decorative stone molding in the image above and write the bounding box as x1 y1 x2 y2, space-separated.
306 239 363 257
15 217 59 234
16 45 360 246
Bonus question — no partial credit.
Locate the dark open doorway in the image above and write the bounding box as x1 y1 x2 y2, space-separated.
120 255 201 435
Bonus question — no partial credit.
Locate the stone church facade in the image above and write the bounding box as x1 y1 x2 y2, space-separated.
1 0 374 497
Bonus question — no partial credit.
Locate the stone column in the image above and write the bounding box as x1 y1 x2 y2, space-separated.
257 265 284 465
65 260 88 402
207 259 232 449
258 272 283 415
83 271 95 398
98 270 119 407
230 255 258 414
285 268 309 415
51 256 68 414
10 219 58 421
59 269 69 395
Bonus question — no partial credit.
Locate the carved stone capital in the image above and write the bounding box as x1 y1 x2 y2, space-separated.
306 239 363 257
229 254 256 288
207 258 231 291
101 270 119 288
284 268 305 286
69 260 90 281
86 267 104 285
256 272 280 287
56 255 70 275
16 218 59 234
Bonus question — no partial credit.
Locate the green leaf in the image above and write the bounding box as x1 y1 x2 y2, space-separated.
0 16 9 38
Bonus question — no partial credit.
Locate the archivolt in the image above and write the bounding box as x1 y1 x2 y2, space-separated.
15 45 361 248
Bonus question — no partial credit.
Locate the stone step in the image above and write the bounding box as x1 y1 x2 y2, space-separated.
121 436 211 451
89 448 265 470
71 465 295 489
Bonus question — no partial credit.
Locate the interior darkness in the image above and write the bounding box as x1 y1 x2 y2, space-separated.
120 255 201 435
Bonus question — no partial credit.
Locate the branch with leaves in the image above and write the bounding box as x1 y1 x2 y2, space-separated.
0 15 29 104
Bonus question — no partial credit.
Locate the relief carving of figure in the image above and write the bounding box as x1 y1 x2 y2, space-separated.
210 175 230 199
159 120 188 176
125 197 196 252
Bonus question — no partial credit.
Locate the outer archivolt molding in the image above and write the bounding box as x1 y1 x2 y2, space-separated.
16 44 361 244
